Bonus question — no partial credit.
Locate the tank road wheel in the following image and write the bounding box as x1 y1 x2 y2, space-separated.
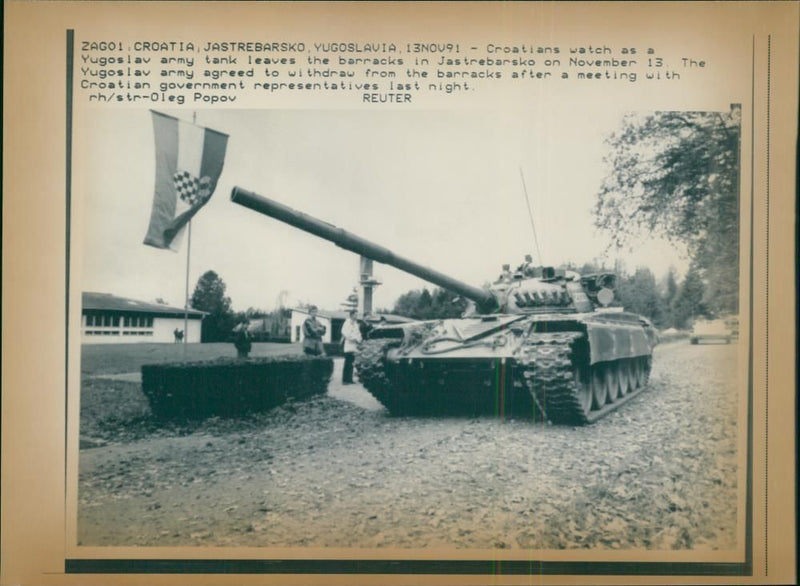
602 363 618 405
617 360 631 395
592 364 610 407
573 365 593 418
628 359 641 391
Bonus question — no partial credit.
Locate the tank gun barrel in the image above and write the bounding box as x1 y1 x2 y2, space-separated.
231 187 499 312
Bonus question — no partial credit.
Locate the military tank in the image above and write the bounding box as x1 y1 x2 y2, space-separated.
232 187 658 425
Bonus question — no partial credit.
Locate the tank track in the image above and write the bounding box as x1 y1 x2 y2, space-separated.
354 338 406 412
518 333 652 425
518 333 588 425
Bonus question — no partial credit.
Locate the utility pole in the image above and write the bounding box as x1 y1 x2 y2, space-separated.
358 256 381 318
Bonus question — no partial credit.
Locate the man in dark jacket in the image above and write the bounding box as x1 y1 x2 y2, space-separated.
302 306 326 356
233 322 252 358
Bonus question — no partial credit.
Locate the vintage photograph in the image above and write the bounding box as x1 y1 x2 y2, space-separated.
4 2 798 584
75 106 742 551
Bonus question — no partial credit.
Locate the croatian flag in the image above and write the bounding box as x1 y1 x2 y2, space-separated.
143 111 228 250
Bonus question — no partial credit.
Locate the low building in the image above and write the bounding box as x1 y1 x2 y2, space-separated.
82 292 205 344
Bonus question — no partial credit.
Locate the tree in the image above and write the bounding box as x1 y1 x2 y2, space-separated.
392 287 468 320
615 267 666 327
392 290 422 317
671 264 708 329
190 270 235 342
664 267 679 307
595 107 741 315
417 288 433 318
659 266 680 328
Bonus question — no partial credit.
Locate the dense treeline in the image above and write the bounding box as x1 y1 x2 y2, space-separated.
390 287 469 320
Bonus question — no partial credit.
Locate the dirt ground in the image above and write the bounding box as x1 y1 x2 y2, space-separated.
78 340 740 550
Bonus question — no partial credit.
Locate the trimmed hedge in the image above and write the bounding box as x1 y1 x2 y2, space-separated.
141 356 333 420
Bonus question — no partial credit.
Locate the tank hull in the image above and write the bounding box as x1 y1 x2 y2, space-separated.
356 312 657 425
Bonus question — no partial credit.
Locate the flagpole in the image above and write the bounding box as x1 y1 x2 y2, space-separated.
182 111 198 357
183 220 191 356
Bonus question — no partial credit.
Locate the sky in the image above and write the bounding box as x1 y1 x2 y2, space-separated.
76 105 694 313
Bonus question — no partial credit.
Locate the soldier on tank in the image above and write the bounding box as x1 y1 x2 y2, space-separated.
521 254 535 277
496 264 512 283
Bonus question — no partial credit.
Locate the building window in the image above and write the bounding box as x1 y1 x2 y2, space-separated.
84 311 155 338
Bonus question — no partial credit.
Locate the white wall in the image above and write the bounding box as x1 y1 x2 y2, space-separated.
81 314 203 344
153 317 203 344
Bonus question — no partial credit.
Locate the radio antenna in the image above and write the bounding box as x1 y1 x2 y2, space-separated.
519 167 543 265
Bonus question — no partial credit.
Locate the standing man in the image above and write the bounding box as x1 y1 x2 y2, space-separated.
302 305 326 356
340 310 362 384
233 321 252 359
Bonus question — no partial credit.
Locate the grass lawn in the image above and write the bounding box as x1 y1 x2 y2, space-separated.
80 342 304 375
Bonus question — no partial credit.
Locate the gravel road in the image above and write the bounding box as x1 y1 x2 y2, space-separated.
78 340 740 550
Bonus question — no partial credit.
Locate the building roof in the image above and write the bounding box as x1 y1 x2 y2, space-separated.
83 292 206 318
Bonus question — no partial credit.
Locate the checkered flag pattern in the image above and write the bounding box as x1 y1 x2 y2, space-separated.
145 112 228 250
173 170 213 206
